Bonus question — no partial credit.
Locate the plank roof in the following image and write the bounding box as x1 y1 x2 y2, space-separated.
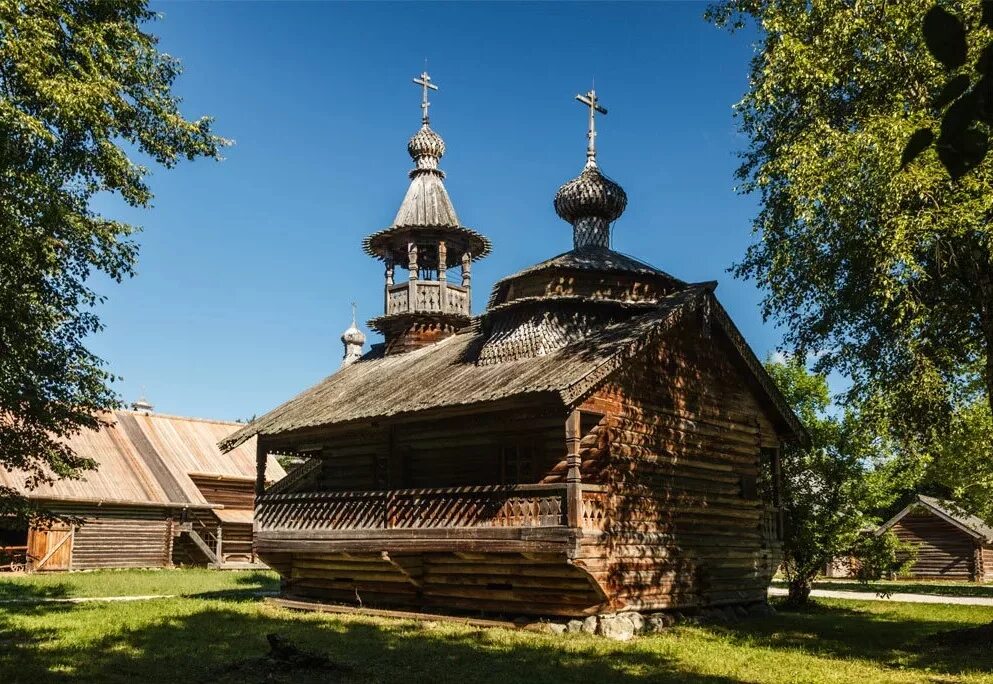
1 411 286 509
221 286 808 451
878 494 993 543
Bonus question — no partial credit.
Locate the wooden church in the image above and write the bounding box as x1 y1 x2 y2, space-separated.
221 74 807 618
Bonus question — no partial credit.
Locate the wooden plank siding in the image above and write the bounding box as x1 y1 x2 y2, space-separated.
892 509 980 581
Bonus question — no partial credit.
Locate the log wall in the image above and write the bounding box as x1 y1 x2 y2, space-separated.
38 505 174 571
302 410 565 493
570 317 783 611
892 509 979 580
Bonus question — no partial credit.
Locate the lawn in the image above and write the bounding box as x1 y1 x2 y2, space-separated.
2 570 992 683
0 567 278 601
772 578 993 600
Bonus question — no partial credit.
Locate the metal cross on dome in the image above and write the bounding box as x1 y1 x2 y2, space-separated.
576 88 607 167
413 71 438 125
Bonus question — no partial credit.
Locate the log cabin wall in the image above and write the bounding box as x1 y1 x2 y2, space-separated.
292 408 566 494
982 545 993 581
34 505 174 571
188 475 254 509
569 317 784 611
892 509 979 580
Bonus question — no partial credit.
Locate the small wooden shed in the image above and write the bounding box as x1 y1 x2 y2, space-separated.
877 495 993 582
0 410 284 571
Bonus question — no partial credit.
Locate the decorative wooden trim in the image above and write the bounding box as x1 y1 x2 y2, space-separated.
565 410 583 529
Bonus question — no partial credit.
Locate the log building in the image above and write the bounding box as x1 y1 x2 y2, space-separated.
0 408 285 571
222 76 807 617
877 495 993 582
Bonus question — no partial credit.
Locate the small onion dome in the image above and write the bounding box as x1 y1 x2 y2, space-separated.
341 322 366 346
408 124 446 161
554 163 628 225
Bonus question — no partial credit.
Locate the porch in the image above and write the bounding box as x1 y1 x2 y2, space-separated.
255 482 608 554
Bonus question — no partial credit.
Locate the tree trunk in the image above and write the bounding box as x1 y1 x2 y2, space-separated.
974 244 993 418
785 576 813 607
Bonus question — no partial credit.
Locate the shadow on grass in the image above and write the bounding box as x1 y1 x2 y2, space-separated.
0 578 70 601
0 600 736 684
707 599 993 676
1 597 992 683
184 571 280 602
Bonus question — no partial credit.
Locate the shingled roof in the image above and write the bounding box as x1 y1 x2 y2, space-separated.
488 246 684 308
878 495 993 543
1 411 286 509
220 285 808 452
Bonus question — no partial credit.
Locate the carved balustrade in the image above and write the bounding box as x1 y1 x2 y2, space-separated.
257 484 576 533
385 281 470 317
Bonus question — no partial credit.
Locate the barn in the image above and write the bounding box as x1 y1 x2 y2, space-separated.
877 495 993 582
221 80 808 618
0 409 285 572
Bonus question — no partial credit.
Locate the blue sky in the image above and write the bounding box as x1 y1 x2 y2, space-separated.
91 1 773 421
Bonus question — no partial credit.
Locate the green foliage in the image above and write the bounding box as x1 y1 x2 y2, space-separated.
764 357 898 606
902 4 993 178
923 397 993 522
851 530 917 584
707 0 993 499
0 1 225 518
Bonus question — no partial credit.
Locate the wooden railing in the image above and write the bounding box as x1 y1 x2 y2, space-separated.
386 281 470 317
256 484 607 533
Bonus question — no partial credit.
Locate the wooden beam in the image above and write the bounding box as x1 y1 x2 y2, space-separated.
256 438 267 497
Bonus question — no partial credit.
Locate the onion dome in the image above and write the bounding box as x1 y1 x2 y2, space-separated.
554 162 628 225
340 305 366 367
555 88 628 249
341 321 366 346
408 124 446 164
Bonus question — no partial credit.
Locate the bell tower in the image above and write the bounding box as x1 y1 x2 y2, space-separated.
363 71 491 355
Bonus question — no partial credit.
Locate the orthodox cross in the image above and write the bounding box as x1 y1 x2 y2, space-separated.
413 71 438 125
575 88 607 166
351 301 357 326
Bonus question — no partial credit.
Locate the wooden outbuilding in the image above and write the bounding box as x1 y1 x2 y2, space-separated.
222 81 807 618
877 495 993 582
0 409 285 571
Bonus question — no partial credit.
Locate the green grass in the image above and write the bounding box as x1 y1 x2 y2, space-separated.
0 568 278 600
1 570 993 683
773 578 993 599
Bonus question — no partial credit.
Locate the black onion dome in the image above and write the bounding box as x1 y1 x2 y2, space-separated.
408 124 446 161
554 164 628 225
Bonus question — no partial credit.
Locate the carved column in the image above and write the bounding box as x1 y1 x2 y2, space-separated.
408 242 418 313
438 240 447 313
384 258 394 314
461 252 471 288
565 410 583 529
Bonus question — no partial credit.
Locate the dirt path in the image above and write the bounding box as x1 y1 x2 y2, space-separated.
768 586 993 606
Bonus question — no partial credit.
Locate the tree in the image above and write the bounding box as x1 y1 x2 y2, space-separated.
903 4 993 179
765 357 903 606
921 395 993 522
0 1 224 518
707 1 993 457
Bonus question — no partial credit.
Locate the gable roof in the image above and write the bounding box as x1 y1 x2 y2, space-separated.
1 411 286 509
221 286 808 452
878 494 993 543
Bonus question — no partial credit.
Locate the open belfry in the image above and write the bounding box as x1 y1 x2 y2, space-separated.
222 73 807 618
